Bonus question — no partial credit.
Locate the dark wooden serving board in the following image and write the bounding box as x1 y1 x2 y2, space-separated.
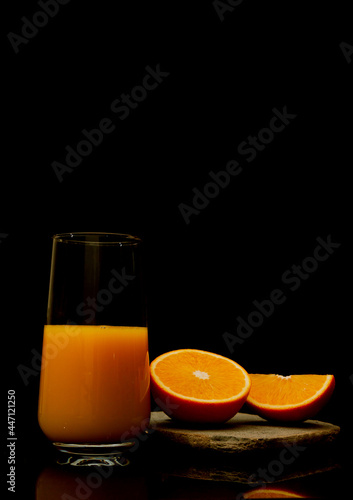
150 411 340 454
149 412 341 483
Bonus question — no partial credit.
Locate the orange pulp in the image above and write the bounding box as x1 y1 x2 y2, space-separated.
38 325 150 443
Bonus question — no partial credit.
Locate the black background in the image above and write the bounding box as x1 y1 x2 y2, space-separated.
2 1 352 498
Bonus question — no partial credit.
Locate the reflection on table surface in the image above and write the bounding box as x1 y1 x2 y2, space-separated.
34 466 346 499
28 410 353 500
33 447 348 500
36 464 149 500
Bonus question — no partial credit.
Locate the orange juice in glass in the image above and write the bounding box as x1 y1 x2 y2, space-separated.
38 233 150 466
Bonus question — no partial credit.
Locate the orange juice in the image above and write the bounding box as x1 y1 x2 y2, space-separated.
38 325 150 443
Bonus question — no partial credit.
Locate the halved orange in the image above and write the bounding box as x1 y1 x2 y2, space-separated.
243 486 307 498
246 374 335 422
150 349 251 423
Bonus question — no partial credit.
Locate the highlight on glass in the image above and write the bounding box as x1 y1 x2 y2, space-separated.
38 233 150 466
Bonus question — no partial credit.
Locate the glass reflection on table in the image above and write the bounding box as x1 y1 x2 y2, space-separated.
36 464 149 500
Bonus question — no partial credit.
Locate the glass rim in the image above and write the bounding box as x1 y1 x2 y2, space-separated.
52 232 142 246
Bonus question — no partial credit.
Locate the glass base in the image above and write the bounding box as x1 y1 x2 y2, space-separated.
54 441 134 467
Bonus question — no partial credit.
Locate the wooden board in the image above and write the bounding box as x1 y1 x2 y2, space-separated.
149 412 341 483
150 412 340 454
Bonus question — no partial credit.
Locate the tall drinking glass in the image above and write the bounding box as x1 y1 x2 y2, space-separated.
38 233 150 466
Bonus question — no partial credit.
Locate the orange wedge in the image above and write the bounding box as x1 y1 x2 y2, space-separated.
150 349 251 423
246 374 335 422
